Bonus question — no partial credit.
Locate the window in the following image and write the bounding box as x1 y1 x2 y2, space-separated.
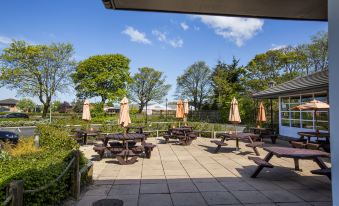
280 93 329 131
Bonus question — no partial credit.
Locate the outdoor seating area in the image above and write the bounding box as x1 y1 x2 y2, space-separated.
77 136 332 206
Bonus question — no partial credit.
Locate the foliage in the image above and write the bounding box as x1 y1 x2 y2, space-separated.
0 41 76 118
3 137 41 157
51 100 62 112
129 67 171 113
17 98 36 112
72 54 132 103
0 119 49 127
0 125 85 205
71 99 84 113
176 61 212 110
91 102 105 118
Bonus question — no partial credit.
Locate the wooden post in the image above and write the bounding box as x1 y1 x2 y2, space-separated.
9 180 24 206
73 151 80 200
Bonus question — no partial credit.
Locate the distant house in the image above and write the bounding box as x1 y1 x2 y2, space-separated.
253 70 328 138
0 98 19 112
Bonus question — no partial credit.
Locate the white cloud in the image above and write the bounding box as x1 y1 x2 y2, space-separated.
152 30 183 48
180 22 189 30
122 26 151 45
0 36 12 45
193 15 264 47
193 26 200 31
270 44 287 51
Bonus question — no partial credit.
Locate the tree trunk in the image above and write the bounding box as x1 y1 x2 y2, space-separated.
138 104 145 113
42 103 50 118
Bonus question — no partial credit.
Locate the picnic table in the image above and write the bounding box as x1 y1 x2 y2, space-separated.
250 127 277 144
249 146 330 179
298 131 330 144
212 132 262 155
100 133 155 164
163 127 197 145
73 128 101 145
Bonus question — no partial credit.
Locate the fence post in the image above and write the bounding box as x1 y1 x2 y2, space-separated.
72 150 80 200
9 180 23 206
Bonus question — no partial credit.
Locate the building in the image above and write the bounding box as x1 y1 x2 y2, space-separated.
0 98 18 112
253 70 328 138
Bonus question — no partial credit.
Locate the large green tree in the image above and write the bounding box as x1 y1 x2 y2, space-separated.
176 61 212 110
72 54 132 103
129 67 171 113
17 98 35 112
0 41 76 117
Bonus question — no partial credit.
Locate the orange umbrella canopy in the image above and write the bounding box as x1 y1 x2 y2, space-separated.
229 97 241 124
257 102 267 123
183 99 189 115
290 99 330 111
176 99 185 119
119 97 131 127
82 99 91 121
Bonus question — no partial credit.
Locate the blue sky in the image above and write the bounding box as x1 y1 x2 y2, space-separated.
0 0 327 104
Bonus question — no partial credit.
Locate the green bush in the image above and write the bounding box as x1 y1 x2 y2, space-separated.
0 125 86 206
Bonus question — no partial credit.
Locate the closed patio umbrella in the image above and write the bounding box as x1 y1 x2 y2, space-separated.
229 97 241 133
183 99 189 124
119 97 131 128
82 99 91 121
176 99 185 119
290 99 329 132
256 102 267 128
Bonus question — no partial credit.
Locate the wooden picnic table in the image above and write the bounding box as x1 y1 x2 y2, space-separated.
213 132 262 155
74 129 101 144
126 126 145 134
250 127 277 144
250 146 330 179
164 127 197 145
103 133 155 164
298 131 330 144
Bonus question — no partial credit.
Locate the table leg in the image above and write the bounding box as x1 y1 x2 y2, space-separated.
84 133 88 145
236 139 239 150
251 152 274 178
313 157 328 169
293 158 302 171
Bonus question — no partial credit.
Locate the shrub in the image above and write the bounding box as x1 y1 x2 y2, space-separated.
4 138 41 157
0 125 86 205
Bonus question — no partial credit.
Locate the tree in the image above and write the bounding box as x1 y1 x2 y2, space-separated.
51 100 62 112
17 98 35 112
176 61 212 110
129 67 171 113
211 57 245 108
72 54 132 103
0 41 76 117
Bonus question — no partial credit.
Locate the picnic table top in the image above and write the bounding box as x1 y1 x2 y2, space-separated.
106 133 146 140
217 132 259 139
171 127 192 131
263 146 330 158
298 131 330 138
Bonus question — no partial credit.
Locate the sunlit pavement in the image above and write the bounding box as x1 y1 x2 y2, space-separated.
76 137 332 206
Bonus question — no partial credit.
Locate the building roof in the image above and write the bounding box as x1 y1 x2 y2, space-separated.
102 0 327 21
0 98 19 105
252 70 328 99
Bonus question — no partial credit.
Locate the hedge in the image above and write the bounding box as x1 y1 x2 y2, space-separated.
0 124 87 206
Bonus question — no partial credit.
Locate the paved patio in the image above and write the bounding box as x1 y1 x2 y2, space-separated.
76 137 332 206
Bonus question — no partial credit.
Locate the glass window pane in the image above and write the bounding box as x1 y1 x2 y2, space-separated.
302 121 314 129
302 112 314 120
281 98 289 111
281 112 290 119
316 112 328 121
316 121 329 131
291 112 300 119
302 94 313 103
281 97 289 104
314 93 328 103
281 119 290 127
290 96 300 104
291 120 300 128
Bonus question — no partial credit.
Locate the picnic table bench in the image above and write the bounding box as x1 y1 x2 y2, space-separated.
212 132 261 155
249 146 330 179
